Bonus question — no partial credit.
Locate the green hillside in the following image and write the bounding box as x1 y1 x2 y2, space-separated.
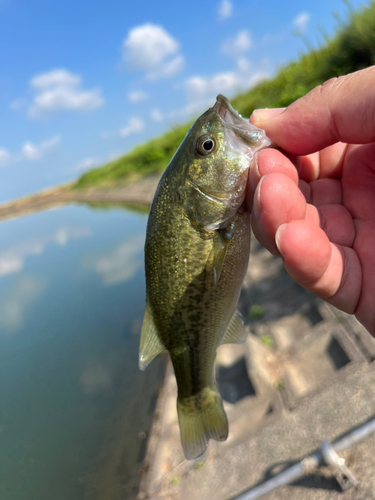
75 1 375 190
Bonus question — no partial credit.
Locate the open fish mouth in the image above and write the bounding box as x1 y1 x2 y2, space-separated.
214 94 271 151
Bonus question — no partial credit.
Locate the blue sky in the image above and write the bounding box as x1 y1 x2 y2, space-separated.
0 0 368 202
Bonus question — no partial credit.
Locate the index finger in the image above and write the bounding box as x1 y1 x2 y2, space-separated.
299 142 348 181
250 66 375 155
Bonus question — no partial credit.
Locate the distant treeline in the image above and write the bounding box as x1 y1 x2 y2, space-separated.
75 1 375 189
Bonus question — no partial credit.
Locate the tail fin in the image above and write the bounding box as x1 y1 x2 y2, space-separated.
177 387 228 460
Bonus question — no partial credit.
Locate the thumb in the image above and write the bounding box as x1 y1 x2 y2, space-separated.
250 66 375 155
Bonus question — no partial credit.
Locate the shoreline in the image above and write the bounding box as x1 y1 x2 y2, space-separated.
0 174 160 222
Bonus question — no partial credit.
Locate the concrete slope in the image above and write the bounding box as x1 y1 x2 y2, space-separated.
138 239 375 500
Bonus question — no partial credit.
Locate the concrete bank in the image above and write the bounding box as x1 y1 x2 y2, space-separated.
138 239 375 500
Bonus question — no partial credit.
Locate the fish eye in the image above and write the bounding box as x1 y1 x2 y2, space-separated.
196 135 216 156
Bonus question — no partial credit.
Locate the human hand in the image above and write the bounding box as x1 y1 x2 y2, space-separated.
247 66 375 335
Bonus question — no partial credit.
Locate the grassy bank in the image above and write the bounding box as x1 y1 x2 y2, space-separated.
75 1 375 190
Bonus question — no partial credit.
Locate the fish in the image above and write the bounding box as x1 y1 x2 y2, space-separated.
139 95 271 460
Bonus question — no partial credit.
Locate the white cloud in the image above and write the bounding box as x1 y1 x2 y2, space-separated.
28 69 104 118
21 135 60 160
184 62 271 103
119 117 144 137
221 30 252 56
184 76 207 99
65 157 99 175
293 12 310 33
212 71 242 90
31 69 80 89
9 99 27 111
74 157 98 172
184 71 240 102
106 151 122 162
236 57 251 72
150 108 163 122
177 59 271 119
123 24 178 69
147 54 184 81
217 0 233 20
0 148 11 165
122 23 184 80
0 135 60 166
128 90 149 103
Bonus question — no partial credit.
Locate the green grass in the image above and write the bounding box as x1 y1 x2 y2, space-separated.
75 123 191 189
248 304 264 320
275 380 284 391
260 335 274 348
335 314 345 323
81 200 150 214
75 1 375 190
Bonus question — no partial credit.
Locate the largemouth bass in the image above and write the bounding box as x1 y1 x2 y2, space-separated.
139 95 270 460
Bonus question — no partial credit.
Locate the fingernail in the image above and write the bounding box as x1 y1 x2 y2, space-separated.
252 176 264 220
251 109 271 124
275 223 288 254
249 152 261 193
251 107 285 126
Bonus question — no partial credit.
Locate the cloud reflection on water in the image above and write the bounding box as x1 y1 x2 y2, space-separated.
89 234 144 286
0 275 46 333
79 362 113 394
0 225 92 277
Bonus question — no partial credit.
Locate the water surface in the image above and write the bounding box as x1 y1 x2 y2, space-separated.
0 204 164 500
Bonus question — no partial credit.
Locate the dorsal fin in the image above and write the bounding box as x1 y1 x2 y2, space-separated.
139 302 165 371
222 309 247 344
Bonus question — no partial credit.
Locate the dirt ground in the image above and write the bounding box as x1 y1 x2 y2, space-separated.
0 175 160 222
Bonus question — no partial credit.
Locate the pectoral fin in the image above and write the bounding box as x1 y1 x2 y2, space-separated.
222 309 247 344
213 235 228 286
139 302 165 371
213 222 235 286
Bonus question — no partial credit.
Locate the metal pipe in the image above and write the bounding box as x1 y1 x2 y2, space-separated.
334 417 375 453
232 458 320 500
232 416 375 500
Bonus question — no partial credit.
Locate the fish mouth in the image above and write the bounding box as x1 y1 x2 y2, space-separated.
214 94 271 150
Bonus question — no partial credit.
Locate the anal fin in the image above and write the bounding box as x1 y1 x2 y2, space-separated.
139 302 165 371
222 309 247 344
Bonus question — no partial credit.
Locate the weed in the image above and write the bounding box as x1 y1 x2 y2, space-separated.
260 335 274 348
249 304 264 320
